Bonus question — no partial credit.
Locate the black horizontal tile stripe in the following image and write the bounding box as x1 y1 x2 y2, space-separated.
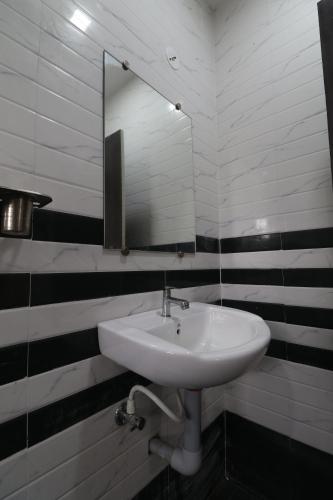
223 299 333 330
28 328 100 376
282 227 333 250
0 273 30 310
222 299 333 370
31 271 165 306
221 233 281 253
222 269 283 286
284 268 333 287
28 371 150 446
0 343 28 385
222 299 285 322
31 272 122 305
196 235 220 253
221 227 333 253
266 339 288 360
0 414 26 460
32 209 104 245
285 305 333 329
165 269 220 288
287 343 333 371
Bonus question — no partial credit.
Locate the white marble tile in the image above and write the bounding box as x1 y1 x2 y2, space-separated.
259 357 333 393
35 115 102 166
225 382 333 433
35 85 102 141
0 307 28 347
0 131 35 174
267 321 333 351
221 284 284 304
38 30 102 93
36 57 101 115
284 286 333 309
27 356 124 411
0 1 40 53
240 367 333 414
0 238 219 273
1 0 42 25
28 285 220 341
0 32 38 80
0 379 27 424
225 394 333 455
221 248 333 269
0 450 28 500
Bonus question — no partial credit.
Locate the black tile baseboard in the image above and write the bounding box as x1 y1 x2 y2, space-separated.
28 328 100 376
0 343 28 385
0 273 30 310
221 227 333 253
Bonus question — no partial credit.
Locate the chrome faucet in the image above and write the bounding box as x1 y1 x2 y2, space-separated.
161 286 190 317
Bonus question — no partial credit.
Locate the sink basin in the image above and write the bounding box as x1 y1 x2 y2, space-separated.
98 303 270 389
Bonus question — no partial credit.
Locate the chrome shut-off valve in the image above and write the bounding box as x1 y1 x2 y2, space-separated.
114 402 145 431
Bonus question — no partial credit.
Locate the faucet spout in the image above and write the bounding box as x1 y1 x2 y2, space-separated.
161 287 190 317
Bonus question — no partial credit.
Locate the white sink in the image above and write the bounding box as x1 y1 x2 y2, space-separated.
98 303 270 389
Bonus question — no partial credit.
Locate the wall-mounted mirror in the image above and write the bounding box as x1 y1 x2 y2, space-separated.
103 51 196 254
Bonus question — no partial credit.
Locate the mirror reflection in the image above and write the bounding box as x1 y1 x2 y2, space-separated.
104 52 196 253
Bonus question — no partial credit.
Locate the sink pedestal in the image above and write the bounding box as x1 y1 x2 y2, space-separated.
149 389 202 476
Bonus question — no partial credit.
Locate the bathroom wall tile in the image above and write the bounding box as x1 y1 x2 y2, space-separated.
222 269 283 286
28 371 149 446
0 343 28 385
226 412 291 500
0 274 30 310
165 269 220 288
225 393 333 455
27 355 125 413
0 415 27 461
282 227 333 250
238 367 333 415
0 308 29 348
283 287 333 309
0 379 27 424
28 328 99 376
221 284 284 304
267 321 333 351
284 267 333 287
32 209 103 246
221 233 281 254
222 299 285 322
0 449 28 499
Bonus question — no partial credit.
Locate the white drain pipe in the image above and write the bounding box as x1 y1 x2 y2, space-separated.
149 389 202 476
